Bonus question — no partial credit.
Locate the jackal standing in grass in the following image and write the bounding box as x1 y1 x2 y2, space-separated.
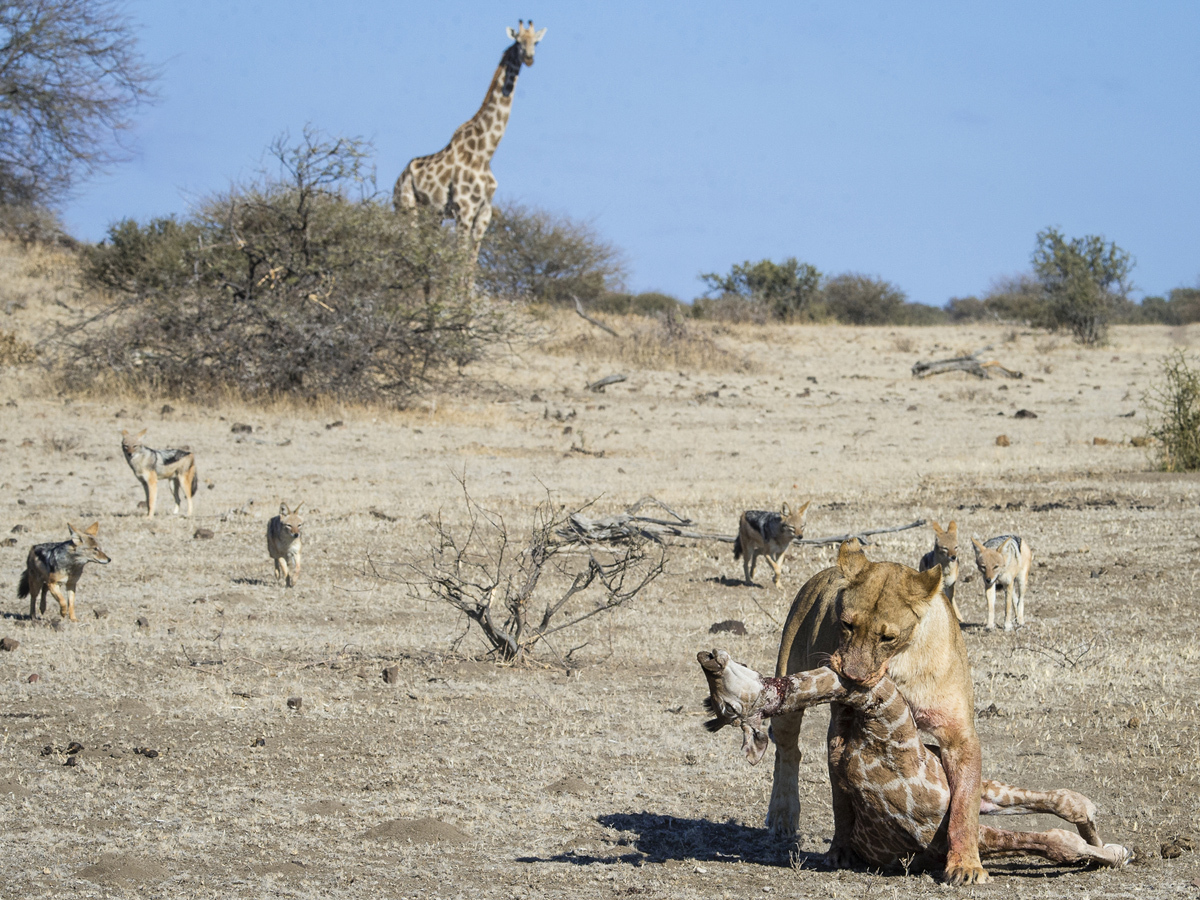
972 534 1033 630
733 501 809 587
268 503 304 588
919 519 963 622
17 523 111 621
121 429 198 518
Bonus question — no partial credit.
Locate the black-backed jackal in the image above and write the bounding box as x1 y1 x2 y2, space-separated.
733 501 809 587
972 534 1033 630
267 503 303 588
919 519 962 622
121 429 198 518
17 523 111 621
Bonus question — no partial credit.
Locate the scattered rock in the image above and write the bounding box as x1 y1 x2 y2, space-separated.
709 619 747 635
530 393 544 402
27 673 39 683
995 434 1011 447
135 616 149 628
325 420 344 429
978 703 1004 718
10 523 26 533
1014 409 1038 419
137 501 148 510
193 528 214 540
134 747 159 759
1090 568 1106 578
382 665 400 684
1093 436 1111 445
0 537 15 546
0 636 19 652
93 607 108 619
369 508 397 522
1130 435 1151 447
231 423 253 434
545 775 590 795
65 741 84 755
64 755 79 767
684 751 699 766
363 817 469 844
251 737 266 747
1126 716 1141 729
287 697 303 711
1162 842 1184 860
160 404 174 415
40 745 54 756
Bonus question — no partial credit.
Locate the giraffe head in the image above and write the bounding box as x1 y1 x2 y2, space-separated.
828 540 944 688
506 20 547 66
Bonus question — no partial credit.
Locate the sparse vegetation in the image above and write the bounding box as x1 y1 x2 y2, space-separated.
476 201 626 303
1144 350 1200 472
68 128 508 404
405 480 664 665
699 257 822 322
1032 228 1133 345
0 328 36 364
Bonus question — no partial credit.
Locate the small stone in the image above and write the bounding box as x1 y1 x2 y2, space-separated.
1130 435 1151 447
684 751 698 766
1014 409 1038 419
27 673 39 683
93 607 108 619
135 616 149 628
1126 716 1141 729
0 637 19 652
709 619 747 635
382 665 400 684
287 697 302 711
160 404 174 415
137 747 160 759
193 528 214 540
10 524 26 533
325 420 344 430
65 742 83 755
251 737 266 748
0 537 15 546
1162 842 1184 860
63 755 79 767
995 434 1011 447
530 393 543 402
231 423 253 434
1093 436 1111 446
40 745 54 756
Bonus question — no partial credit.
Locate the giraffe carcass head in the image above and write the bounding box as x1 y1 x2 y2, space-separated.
506 20 547 65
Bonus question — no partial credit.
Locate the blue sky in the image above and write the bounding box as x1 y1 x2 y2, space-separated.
63 1 1200 306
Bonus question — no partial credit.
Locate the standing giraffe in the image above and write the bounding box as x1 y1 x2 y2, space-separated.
394 21 547 262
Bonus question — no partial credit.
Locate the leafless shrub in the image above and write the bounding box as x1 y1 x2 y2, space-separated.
41 432 79 453
402 479 664 665
1016 631 1109 671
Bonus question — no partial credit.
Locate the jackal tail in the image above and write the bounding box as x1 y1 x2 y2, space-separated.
17 570 29 599
733 534 743 560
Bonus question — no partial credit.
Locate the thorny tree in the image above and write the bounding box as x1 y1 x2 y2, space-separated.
0 0 155 208
406 481 665 665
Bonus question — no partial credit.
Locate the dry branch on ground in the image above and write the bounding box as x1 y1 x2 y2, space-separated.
912 346 1023 380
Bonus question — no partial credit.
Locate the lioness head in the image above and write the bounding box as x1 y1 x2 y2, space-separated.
828 540 943 687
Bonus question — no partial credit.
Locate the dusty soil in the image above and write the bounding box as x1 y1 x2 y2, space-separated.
2 281 1199 898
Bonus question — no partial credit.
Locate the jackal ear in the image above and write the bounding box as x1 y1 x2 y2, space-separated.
929 519 941 534
67 522 79 537
135 428 147 438
83 521 99 536
796 500 810 519
837 540 869 581
279 502 289 516
972 536 986 554
947 520 957 537
292 501 303 514
781 502 790 517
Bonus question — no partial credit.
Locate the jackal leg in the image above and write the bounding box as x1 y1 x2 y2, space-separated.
46 582 70 620
984 583 997 630
1014 573 1028 626
285 551 300 588
143 472 158 518
744 549 758 584
981 781 1103 846
978 825 1130 867
1003 582 1016 631
766 708 804 834
767 554 785 588
274 557 288 583
946 583 964 623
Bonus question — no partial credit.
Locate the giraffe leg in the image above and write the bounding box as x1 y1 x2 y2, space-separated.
978 825 1130 867
981 780 1104 846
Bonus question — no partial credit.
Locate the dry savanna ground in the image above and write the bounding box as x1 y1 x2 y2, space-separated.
1 245 1198 898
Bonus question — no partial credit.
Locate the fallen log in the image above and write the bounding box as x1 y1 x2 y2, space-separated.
912 346 1022 380
574 296 620 337
586 373 627 392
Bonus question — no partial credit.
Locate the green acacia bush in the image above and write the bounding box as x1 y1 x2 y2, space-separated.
71 129 507 404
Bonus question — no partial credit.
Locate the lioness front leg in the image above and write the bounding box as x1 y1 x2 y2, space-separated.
937 727 987 884
766 708 804 834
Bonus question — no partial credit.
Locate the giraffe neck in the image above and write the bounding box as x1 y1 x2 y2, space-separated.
459 42 523 161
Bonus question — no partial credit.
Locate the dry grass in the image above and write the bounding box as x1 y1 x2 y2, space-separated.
0 299 1197 896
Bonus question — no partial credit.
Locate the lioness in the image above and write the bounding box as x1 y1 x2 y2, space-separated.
768 540 987 884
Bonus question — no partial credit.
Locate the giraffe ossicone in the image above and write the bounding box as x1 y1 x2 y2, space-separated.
394 21 547 265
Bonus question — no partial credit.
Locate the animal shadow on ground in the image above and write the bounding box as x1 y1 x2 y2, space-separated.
705 575 761 589
518 813 803 868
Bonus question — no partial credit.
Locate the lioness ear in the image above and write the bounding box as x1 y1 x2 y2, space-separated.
837 540 869 581
908 564 943 616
